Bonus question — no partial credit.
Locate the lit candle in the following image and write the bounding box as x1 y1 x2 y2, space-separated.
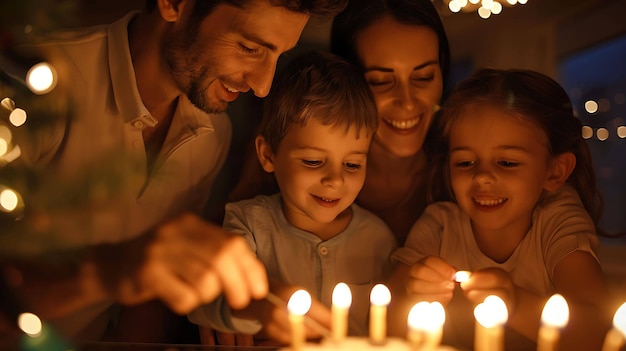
331 282 352 342
474 295 508 351
454 270 472 283
537 294 569 351
407 301 446 350
287 290 312 351
602 302 626 351
369 284 391 345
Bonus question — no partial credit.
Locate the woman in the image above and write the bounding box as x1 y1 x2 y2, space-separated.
330 0 451 244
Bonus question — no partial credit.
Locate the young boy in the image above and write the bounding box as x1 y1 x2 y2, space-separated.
188 51 397 342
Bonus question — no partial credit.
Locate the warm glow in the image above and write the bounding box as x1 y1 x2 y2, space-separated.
332 283 352 309
474 295 508 328
1 97 15 111
26 62 57 94
370 284 391 306
455 270 472 283
0 139 7 157
582 126 593 139
613 302 626 335
491 1 503 14
288 290 312 316
617 126 626 139
585 100 599 114
18 313 42 337
408 301 446 332
597 128 609 141
541 294 569 328
478 6 492 18
9 108 27 127
0 189 19 212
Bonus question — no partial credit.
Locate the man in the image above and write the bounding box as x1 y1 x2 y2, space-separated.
1 0 346 344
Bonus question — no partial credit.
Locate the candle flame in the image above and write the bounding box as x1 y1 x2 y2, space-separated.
369 284 391 306
613 302 626 335
408 301 446 331
332 282 352 309
26 62 57 95
287 289 312 316
474 295 508 328
541 294 569 328
454 270 472 283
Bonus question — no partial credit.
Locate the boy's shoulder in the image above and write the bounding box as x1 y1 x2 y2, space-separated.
226 193 281 213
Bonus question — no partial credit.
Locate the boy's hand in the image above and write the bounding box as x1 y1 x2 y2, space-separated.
405 256 456 305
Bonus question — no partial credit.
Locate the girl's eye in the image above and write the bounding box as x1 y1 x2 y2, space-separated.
302 159 322 167
498 160 519 167
344 162 361 171
454 160 475 168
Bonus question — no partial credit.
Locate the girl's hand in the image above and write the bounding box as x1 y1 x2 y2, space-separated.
459 267 516 314
405 256 456 305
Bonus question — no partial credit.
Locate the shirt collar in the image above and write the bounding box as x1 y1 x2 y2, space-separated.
107 11 157 127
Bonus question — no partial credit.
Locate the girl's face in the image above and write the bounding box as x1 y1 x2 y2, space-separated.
355 16 443 157
448 104 555 237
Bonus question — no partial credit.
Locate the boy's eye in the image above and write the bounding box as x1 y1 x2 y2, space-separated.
344 162 361 171
498 160 519 167
302 159 322 167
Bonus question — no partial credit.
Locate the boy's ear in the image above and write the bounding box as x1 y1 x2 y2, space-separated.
157 0 187 22
543 152 576 191
255 135 276 173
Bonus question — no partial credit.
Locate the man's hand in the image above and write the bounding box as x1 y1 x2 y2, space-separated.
106 213 269 314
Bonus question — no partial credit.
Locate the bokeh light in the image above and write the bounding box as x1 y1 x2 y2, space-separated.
26 62 57 95
9 108 27 127
18 313 42 337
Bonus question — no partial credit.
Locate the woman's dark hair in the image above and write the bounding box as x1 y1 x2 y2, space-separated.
330 0 450 91
431 68 603 227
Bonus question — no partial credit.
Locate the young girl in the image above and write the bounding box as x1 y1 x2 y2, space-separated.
189 51 397 345
388 68 611 351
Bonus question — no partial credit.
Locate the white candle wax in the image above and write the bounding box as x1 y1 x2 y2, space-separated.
287 290 312 351
331 282 352 342
369 284 391 345
537 294 569 351
474 295 508 351
602 302 626 351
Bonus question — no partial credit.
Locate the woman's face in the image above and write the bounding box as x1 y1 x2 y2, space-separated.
355 16 443 157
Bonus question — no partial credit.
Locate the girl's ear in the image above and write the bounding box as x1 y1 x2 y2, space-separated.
255 135 276 173
544 152 576 191
157 0 187 22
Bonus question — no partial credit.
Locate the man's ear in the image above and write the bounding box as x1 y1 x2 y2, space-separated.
255 135 276 173
157 0 187 22
544 152 576 191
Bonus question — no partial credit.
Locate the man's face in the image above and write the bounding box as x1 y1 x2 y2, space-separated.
163 1 309 114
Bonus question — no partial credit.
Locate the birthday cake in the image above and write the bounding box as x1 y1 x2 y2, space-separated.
278 337 460 350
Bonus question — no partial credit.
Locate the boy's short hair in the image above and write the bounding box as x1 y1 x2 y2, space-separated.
259 51 378 151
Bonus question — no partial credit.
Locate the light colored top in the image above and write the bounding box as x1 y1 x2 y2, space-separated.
6 12 231 340
188 194 397 336
392 185 598 296
6 11 230 252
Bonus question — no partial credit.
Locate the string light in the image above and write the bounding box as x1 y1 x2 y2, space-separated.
445 0 528 19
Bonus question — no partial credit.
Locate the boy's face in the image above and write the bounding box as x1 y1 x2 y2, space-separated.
448 104 554 239
260 120 371 233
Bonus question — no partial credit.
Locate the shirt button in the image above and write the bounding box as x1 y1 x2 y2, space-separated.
132 139 142 148
132 120 144 129
319 247 328 256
